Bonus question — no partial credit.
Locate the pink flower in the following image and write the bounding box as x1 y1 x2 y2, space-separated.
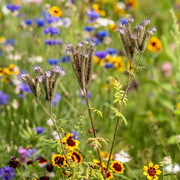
18 146 28 164
162 62 172 77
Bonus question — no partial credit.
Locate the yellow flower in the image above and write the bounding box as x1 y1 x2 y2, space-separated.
3 68 12 76
177 103 180 110
125 0 138 10
92 4 106 16
111 161 125 174
127 61 134 72
147 37 162 53
67 151 83 164
106 169 113 179
61 133 80 151
0 12 2 19
0 37 6 44
113 56 125 72
143 162 162 180
52 154 67 168
100 151 113 160
9 64 20 75
0 67 3 77
49 6 63 17
109 24 118 32
94 56 100 64
2 77 11 83
113 5 126 16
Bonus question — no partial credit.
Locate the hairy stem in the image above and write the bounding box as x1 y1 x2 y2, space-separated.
105 54 142 175
36 98 72 170
84 88 106 180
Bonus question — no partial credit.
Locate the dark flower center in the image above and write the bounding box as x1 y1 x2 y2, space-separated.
113 163 122 172
147 167 156 177
72 152 81 163
55 156 65 166
152 42 156 47
67 137 76 147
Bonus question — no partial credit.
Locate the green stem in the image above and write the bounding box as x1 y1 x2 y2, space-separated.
84 88 106 180
16 168 25 180
105 54 143 175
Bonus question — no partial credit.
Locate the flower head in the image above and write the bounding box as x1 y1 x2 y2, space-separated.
0 91 9 105
0 166 14 180
49 6 63 17
36 127 45 135
6 4 20 11
111 161 125 174
67 151 83 164
143 162 162 180
52 93 61 106
52 154 67 168
87 10 100 23
114 150 131 163
147 37 162 53
62 133 80 151
44 27 60 35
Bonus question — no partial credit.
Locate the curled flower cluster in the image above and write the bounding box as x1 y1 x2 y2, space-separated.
19 65 65 103
66 41 96 91
117 18 157 61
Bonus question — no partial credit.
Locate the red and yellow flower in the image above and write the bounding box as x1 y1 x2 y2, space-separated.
67 151 83 164
143 162 162 180
52 154 67 168
147 37 162 53
111 161 125 174
61 133 80 151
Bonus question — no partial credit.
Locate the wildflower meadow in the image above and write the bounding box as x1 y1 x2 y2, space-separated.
0 0 180 179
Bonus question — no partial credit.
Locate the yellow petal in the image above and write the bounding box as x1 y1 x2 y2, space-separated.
156 169 162 175
154 164 159 170
147 175 152 180
148 162 153 168
153 175 158 180
143 165 148 171
143 171 148 175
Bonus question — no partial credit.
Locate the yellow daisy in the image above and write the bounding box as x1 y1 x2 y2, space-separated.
147 37 162 53
111 161 125 174
52 154 67 168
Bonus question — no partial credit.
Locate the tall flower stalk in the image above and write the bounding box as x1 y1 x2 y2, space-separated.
66 41 106 179
105 18 157 176
19 65 72 170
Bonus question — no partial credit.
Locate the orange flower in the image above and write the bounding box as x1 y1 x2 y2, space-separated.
49 6 63 17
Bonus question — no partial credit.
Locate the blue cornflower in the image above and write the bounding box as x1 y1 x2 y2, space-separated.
97 30 109 38
106 48 118 55
104 62 114 69
71 0 75 3
87 10 100 23
0 91 9 105
45 39 59 46
0 166 14 180
36 18 44 27
71 131 80 140
27 149 37 158
5 39 15 46
36 127 45 135
95 51 108 59
44 27 60 35
48 58 59 65
84 26 94 32
90 37 101 45
52 93 61 106
18 83 31 93
24 19 33 26
6 4 20 11
120 18 128 25
60 56 70 63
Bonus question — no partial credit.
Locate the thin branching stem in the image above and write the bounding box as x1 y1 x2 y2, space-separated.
84 88 106 180
36 98 72 170
105 54 143 175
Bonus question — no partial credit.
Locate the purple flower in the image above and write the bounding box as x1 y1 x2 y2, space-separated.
18 147 28 164
6 4 20 11
84 26 95 32
95 51 108 59
45 39 59 46
97 30 109 38
0 91 9 105
18 83 31 93
60 56 70 63
52 93 61 106
48 58 59 65
88 37 101 45
104 63 114 68
87 10 100 23
71 131 80 140
27 148 37 158
36 127 45 135
106 48 117 55
5 39 15 46
24 19 33 26
44 27 60 35
0 166 14 180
